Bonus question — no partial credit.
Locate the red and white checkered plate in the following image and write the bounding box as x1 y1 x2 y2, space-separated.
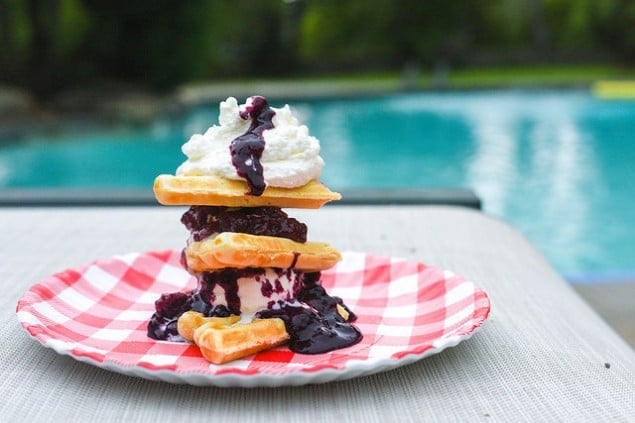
16 250 490 387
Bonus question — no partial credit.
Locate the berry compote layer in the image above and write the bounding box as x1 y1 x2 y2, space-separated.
181 206 307 243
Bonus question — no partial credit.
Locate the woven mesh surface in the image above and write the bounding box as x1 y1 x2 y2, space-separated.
3 206 634 421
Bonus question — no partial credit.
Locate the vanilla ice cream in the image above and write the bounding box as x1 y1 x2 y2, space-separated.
209 268 302 317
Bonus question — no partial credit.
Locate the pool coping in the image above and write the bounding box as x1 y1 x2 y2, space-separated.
0 188 481 209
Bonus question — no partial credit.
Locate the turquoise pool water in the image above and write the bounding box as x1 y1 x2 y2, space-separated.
1 90 634 281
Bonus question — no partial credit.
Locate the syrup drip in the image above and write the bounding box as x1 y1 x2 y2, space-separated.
230 96 275 196
257 272 362 354
147 270 362 355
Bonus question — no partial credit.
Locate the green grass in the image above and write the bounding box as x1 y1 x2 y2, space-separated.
445 65 635 88
276 64 635 90
178 63 635 106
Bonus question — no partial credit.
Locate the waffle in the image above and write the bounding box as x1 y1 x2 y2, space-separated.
154 174 341 208
177 312 241 342
185 232 342 272
178 311 289 364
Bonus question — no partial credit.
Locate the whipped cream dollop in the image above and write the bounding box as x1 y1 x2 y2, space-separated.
176 96 324 189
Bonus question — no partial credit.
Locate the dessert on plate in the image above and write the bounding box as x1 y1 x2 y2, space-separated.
148 96 362 364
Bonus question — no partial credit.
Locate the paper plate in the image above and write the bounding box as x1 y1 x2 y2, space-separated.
16 250 490 387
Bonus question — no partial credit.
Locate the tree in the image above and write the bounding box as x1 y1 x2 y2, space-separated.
588 0 635 63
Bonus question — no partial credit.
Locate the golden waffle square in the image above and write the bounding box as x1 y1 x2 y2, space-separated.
184 232 342 272
177 312 241 342
154 174 341 208
178 311 290 364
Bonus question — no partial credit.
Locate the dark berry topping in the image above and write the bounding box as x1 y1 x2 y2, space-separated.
230 96 275 196
147 263 362 354
147 267 302 340
181 206 307 243
147 291 193 341
256 272 362 354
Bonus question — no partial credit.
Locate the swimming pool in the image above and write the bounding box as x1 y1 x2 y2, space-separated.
1 90 634 281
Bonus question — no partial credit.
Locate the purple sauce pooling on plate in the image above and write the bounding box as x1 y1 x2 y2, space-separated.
147 290 231 341
147 270 362 355
147 267 302 340
256 272 362 354
230 96 275 196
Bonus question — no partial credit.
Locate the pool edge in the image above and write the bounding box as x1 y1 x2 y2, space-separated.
0 187 482 209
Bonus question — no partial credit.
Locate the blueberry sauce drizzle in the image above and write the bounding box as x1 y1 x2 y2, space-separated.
147 290 231 341
147 270 362 355
230 96 275 196
257 272 361 354
181 206 307 243
148 267 300 340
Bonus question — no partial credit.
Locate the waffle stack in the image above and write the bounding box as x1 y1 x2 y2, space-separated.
149 174 362 364
147 95 361 364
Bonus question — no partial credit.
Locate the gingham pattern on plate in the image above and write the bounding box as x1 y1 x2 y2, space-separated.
16 250 490 386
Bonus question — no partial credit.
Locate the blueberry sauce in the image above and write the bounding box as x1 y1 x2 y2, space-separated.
148 267 300 340
259 277 283 298
181 206 307 243
197 268 266 314
230 96 275 196
147 269 362 355
256 272 362 354
147 291 231 341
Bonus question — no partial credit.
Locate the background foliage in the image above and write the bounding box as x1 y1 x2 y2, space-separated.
1 0 635 98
